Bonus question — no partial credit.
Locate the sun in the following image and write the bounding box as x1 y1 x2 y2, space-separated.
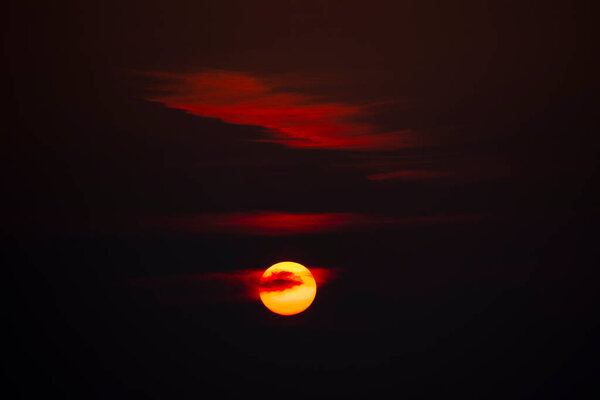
259 261 317 316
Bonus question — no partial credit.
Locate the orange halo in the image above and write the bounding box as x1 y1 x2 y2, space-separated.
259 261 317 316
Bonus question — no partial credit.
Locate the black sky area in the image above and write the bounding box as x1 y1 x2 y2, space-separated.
4 1 599 399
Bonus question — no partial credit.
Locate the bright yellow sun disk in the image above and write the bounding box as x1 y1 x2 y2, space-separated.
259 261 317 316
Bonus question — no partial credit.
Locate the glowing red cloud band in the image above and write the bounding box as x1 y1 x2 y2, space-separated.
143 211 487 236
144 70 416 150
144 211 368 235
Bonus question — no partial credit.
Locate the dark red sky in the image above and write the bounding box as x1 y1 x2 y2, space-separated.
4 1 598 399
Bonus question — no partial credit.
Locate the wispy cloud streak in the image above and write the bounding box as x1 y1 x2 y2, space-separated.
367 170 450 181
119 267 337 304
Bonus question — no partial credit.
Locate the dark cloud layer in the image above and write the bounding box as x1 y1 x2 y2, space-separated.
259 270 304 292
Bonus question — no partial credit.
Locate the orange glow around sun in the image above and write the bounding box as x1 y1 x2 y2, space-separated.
259 261 317 316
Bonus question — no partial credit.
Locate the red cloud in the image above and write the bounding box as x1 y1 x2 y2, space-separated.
143 70 416 150
121 270 262 303
119 267 337 304
142 211 488 236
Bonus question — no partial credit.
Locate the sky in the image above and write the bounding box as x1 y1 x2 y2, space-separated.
4 1 598 399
